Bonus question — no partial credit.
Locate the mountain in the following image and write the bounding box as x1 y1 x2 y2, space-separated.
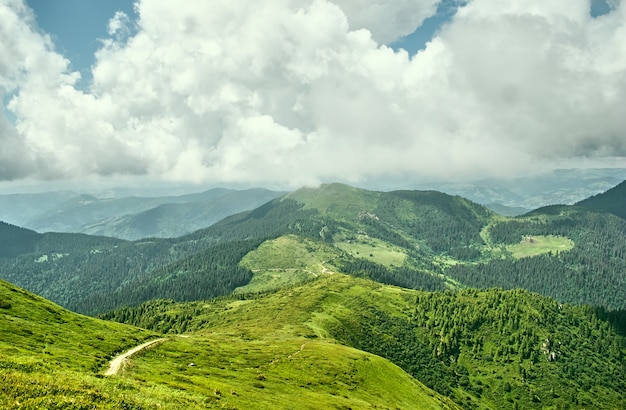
0 278 460 409
3 180 626 407
576 179 626 220
103 273 626 409
19 188 283 239
0 221 40 257
81 188 283 240
0 191 77 226
1 182 626 316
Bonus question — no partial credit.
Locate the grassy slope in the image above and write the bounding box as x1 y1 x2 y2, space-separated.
0 279 167 408
0 278 459 409
115 274 461 410
238 235 341 293
284 183 381 220
505 235 574 258
129 335 458 410
105 274 626 410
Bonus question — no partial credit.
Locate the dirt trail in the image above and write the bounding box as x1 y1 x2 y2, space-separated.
104 338 166 376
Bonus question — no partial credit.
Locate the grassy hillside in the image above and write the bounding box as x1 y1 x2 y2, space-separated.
104 274 626 410
0 279 165 408
1 278 460 409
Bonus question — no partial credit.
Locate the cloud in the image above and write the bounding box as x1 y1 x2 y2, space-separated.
1 0 625 187
107 11 132 40
332 0 440 44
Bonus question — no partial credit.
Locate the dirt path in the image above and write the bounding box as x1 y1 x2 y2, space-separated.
104 338 166 376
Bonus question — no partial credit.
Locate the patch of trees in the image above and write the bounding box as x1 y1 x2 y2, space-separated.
450 210 626 310
372 191 489 261
341 258 446 292
326 288 626 409
76 239 263 315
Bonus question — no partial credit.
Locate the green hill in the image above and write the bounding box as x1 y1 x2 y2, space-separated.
0 278 162 408
447 205 626 310
103 273 626 409
0 278 460 409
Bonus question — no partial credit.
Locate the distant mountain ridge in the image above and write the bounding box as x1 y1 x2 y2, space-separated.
0 221 40 257
3 188 283 240
409 167 626 214
576 179 626 220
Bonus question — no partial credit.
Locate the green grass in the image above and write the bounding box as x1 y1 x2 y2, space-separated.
0 280 156 373
109 274 461 409
335 235 407 268
0 276 462 409
125 335 459 410
284 183 381 220
506 235 574 258
237 235 341 293
0 279 181 409
108 273 626 409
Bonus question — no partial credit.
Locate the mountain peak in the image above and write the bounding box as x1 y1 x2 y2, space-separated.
284 183 381 218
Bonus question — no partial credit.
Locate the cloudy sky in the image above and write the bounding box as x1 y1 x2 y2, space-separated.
1 0 624 192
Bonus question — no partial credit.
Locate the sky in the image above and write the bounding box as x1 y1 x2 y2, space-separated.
1 0 625 193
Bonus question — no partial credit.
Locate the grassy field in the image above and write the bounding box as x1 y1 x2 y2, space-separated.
0 279 172 408
506 235 574 258
237 235 342 293
335 235 407 267
284 183 381 219
125 334 458 410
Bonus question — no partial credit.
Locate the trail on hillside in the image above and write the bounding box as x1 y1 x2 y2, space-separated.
104 338 166 376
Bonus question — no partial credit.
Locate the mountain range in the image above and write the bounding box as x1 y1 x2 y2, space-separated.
1 168 624 239
0 178 625 408
0 188 283 240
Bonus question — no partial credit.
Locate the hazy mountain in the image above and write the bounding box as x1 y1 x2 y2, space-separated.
410 167 626 210
482 202 531 217
81 188 284 240
17 188 283 239
0 191 77 226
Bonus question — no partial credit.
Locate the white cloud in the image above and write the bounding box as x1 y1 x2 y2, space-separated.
332 0 440 44
107 11 131 39
1 0 625 187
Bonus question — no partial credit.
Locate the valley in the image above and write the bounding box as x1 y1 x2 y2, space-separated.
0 180 625 408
